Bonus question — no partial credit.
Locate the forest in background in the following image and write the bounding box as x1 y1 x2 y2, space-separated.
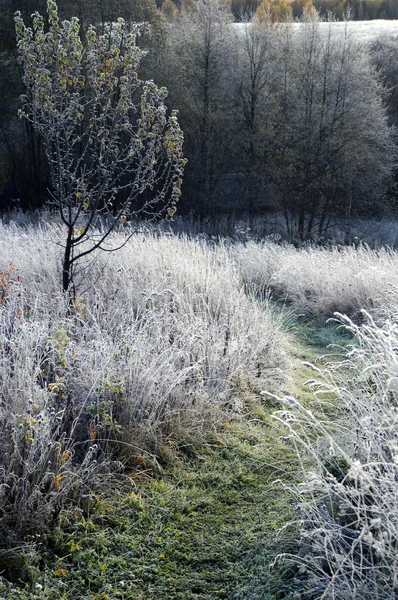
1 0 398 241
239 0 398 20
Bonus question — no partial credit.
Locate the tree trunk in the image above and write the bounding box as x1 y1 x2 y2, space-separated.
62 229 73 294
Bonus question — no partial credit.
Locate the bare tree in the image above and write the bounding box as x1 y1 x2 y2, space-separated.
15 0 186 295
167 0 233 210
270 9 396 240
228 10 278 210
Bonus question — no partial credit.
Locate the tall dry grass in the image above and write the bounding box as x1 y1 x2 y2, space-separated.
270 304 398 599
234 241 398 318
0 222 288 548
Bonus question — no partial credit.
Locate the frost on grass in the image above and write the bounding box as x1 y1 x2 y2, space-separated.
0 223 288 548
273 306 398 599
233 20 398 45
234 241 398 318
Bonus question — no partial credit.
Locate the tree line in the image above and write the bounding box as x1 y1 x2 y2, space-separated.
253 0 398 21
1 0 398 240
161 2 397 239
167 0 398 21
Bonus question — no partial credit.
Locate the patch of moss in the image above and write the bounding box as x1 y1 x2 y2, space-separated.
1 414 297 599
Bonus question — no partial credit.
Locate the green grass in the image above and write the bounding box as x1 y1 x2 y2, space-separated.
294 319 352 355
0 423 296 599
0 320 347 600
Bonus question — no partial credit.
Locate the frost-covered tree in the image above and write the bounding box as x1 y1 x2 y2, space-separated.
371 35 398 126
167 0 233 209
15 0 185 294
270 9 396 239
228 11 278 209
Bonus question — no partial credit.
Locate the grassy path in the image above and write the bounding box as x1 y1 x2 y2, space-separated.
0 322 351 600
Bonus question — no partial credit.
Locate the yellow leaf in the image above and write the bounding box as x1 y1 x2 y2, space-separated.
55 473 62 489
59 450 72 464
54 568 69 577
68 540 80 553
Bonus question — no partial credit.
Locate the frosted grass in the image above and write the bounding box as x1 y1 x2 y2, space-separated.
271 306 398 598
234 241 398 318
0 223 288 538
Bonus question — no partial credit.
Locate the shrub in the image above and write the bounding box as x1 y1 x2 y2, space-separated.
15 0 185 295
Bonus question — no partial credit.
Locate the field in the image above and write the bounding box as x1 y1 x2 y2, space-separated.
293 18 398 42
1 220 398 598
234 18 398 42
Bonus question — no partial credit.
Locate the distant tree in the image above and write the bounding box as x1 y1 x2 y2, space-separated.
268 8 396 239
256 0 293 21
255 0 398 19
16 0 185 295
180 0 195 12
228 11 278 209
162 0 179 21
167 0 233 211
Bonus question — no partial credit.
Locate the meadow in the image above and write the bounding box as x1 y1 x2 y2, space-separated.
283 18 398 42
233 17 398 43
1 219 398 598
